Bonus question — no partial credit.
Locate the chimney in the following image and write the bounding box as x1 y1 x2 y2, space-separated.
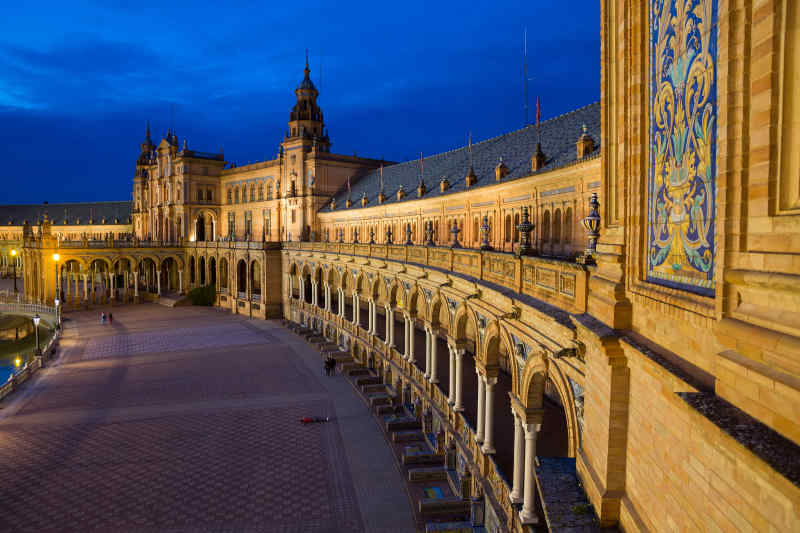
576 124 595 159
465 166 477 187
531 143 546 171
495 158 508 181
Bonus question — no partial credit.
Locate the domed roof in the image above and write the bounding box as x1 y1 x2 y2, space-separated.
297 75 317 91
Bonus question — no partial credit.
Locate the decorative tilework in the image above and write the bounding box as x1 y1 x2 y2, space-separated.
647 0 717 296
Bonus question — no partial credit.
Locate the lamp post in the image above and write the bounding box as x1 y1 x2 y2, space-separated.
52 253 60 305
10 249 17 293
33 313 41 356
54 297 61 330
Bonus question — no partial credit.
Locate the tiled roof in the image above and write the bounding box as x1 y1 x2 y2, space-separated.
0 201 132 226
324 101 600 213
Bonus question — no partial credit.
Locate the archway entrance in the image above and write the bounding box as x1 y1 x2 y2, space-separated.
195 216 205 242
209 257 217 286
199 257 206 286
237 260 247 298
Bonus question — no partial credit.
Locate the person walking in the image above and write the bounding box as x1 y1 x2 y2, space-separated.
100 312 106 325
108 312 113 325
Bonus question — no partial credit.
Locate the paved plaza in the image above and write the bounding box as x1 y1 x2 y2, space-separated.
0 304 415 532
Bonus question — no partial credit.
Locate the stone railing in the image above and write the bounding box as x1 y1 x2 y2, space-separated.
290 298 520 530
285 242 590 314
0 327 60 403
0 302 57 322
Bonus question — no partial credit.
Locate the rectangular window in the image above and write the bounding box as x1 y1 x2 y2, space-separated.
291 210 296 223
227 189 232 204
228 213 235 237
245 211 252 239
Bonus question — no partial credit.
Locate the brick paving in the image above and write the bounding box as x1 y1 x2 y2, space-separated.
0 304 412 532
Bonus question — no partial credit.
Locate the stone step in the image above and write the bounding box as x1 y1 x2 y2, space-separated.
376 404 398 416
348 368 371 377
340 362 360 373
393 430 425 443
408 467 448 483
418 496 470 519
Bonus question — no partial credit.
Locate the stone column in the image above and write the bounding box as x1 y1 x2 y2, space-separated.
430 329 439 384
353 293 360 327
476 371 486 443
520 423 541 524
311 282 317 307
403 315 409 358
339 289 345 317
156 271 161 296
424 328 431 379
482 376 497 454
325 284 331 312
510 413 524 503
83 274 88 302
387 307 395 348
408 317 415 363
178 270 183 294
384 306 390 344
454 348 465 412
367 299 373 334
448 345 456 405
111 272 116 302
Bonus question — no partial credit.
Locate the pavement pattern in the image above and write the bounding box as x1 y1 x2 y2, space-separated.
0 304 415 533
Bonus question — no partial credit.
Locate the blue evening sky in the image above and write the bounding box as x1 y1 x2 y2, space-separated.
0 1 600 204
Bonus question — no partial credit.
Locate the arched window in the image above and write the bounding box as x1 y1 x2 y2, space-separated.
542 210 551 242
249 186 255 202
564 207 572 243
267 182 273 200
227 189 232 204
473 216 479 243
258 185 264 201
505 214 511 242
513 213 520 242
234 188 240 203
553 208 562 243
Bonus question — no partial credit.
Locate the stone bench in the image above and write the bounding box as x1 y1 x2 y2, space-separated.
393 429 425 443
408 467 448 483
418 496 470 519
368 393 392 408
424 521 473 533
363 383 388 395
386 416 421 432
355 375 381 386
403 451 444 467
348 368 371 377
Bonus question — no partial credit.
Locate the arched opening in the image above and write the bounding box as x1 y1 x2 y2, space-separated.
303 271 312 304
250 260 261 301
161 257 178 294
89 259 110 303
484 331 516 483
542 210 551 243
538 378 570 457
189 256 196 284
505 214 512 243
313 268 322 308
137 258 158 295
237 260 247 297
564 207 573 246
199 257 206 285
553 208 562 245
219 258 228 290
209 257 217 286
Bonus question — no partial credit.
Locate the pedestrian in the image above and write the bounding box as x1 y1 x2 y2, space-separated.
323 357 329 376
100 312 106 325
109 312 113 325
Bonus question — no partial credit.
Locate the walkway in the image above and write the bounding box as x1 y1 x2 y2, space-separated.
0 304 415 533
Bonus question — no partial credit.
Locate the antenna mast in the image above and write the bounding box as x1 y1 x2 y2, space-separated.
523 28 529 127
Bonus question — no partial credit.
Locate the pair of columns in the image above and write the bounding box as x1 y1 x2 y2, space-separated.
447 343 465 412
510 409 542 525
423 326 439 384
351 292 361 327
366 299 378 335
475 370 498 454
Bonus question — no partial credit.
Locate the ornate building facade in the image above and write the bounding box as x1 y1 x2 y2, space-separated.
2 1 799 531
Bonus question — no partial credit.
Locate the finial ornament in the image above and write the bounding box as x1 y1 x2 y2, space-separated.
425 221 435 246
480 215 493 251
450 219 461 248
516 206 535 256
580 192 601 263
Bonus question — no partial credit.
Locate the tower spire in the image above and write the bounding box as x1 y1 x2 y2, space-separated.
304 48 310 79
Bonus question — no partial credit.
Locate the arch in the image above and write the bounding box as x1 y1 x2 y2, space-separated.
219 257 229 289
428 294 451 334
542 210 551 242
326 265 339 288
519 355 577 457
513 212 520 243
453 303 479 355
504 214 512 242
553 208 562 243
209 257 217 286
481 322 521 396
564 207 573 244
250 260 261 297
195 216 206 241
236 259 247 295
199 256 206 285
189 256 196 284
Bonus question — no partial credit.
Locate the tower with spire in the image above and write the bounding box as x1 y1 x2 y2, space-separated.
286 50 329 150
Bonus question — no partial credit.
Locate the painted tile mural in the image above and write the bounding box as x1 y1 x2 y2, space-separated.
648 0 717 296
